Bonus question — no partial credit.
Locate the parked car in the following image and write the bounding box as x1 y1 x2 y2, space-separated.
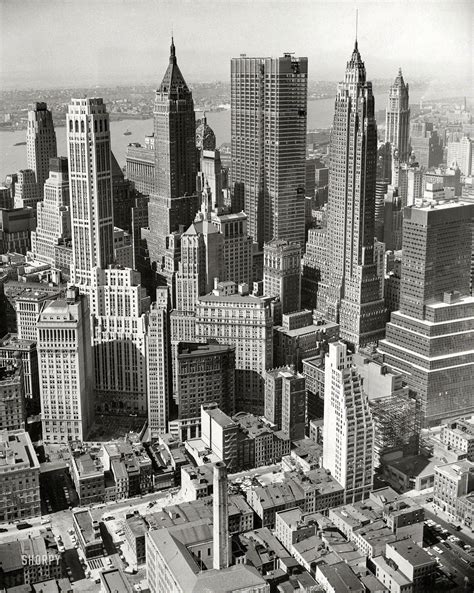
433 546 444 554
16 522 32 530
0 528 8 533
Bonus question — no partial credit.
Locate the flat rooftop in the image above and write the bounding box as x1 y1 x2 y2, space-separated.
317 561 363 592
101 568 133 593
0 430 39 472
372 556 411 586
73 509 101 545
388 539 436 567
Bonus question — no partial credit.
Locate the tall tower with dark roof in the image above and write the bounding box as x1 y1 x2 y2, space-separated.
145 39 199 276
385 68 410 162
154 38 197 199
316 42 386 349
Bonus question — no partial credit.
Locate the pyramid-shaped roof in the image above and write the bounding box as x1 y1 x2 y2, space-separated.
158 38 191 98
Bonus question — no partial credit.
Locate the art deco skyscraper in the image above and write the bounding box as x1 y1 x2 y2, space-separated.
27 102 57 196
145 39 199 272
67 98 114 290
323 342 374 503
385 69 410 162
231 54 308 248
317 42 386 348
67 98 150 417
30 157 71 267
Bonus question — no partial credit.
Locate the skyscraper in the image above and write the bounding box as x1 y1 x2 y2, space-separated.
37 287 94 443
263 239 301 314
92 267 149 416
316 42 386 348
13 169 39 210
145 39 199 272
30 157 71 267
379 202 474 427
410 122 443 169
27 102 57 196
323 342 374 503
231 54 308 248
385 69 410 162
67 98 114 290
146 287 172 438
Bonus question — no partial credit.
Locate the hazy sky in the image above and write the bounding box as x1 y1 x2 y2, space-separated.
0 0 472 89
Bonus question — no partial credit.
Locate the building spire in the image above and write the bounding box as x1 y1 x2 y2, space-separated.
170 35 176 64
355 8 358 50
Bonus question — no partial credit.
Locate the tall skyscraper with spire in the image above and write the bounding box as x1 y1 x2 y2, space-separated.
67 98 114 290
27 102 57 197
316 41 386 348
145 38 199 275
230 54 308 248
385 69 410 162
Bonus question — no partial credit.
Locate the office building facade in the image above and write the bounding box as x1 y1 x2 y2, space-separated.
231 54 308 247
67 97 114 291
323 342 374 503
385 69 410 162
30 157 71 267
263 239 301 314
316 42 386 348
379 202 474 427
37 287 94 442
145 39 198 272
26 102 57 196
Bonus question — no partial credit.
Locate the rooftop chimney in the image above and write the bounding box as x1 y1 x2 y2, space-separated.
213 461 229 570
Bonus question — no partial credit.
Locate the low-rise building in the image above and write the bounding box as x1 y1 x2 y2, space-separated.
147 494 253 535
146 519 270 593
315 562 365 593
0 429 40 521
124 515 147 565
180 464 214 500
100 568 134 593
72 509 103 558
70 452 105 506
289 467 344 515
372 555 412 593
246 479 306 529
233 412 291 469
440 418 474 461
19 533 62 585
382 455 438 492
274 507 317 553
434 460 474 520
0 532 62 589
385 540 436 591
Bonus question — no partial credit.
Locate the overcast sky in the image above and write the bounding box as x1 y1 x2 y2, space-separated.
0 0 472 89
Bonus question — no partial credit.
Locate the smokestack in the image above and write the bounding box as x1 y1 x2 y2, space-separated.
213 461 229 570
